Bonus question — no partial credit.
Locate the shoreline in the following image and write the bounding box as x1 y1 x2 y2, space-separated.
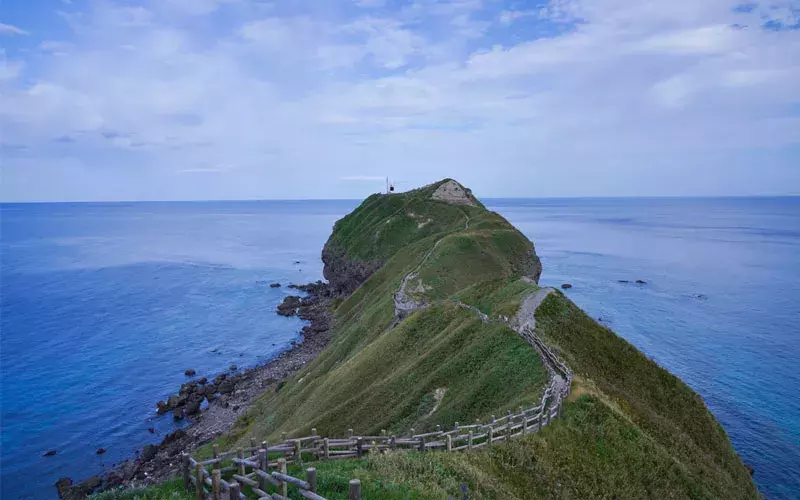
57 282 333 499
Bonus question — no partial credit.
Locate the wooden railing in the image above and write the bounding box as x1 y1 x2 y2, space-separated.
183 383 570 500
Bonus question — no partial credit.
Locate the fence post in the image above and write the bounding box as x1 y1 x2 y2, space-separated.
229 481 240 500
281 432 288 443
356 437 363 458
381 429 387 437
491 415 496 424
522 413 528 435
347 428 353 439
312 427 317 437
410 428 415 436
468 430 473 450
323 438 330 459
294 440 302 464
390 435 397 451
195 463 204 500
258 448 267 471
259 450 269 492
446 434 452 453
237 448 245 475
212 444 219 460
435 424 441 434
418 436 425 452
182 453 190 490
278 458 288 497
371 440 377 455
349 479 362 500
306 467 317 493
454 421 459 430
488 427 494 445
250 437 256 449
211 469 220 500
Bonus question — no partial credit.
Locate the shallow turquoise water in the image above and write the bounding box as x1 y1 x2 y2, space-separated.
1 198 798 498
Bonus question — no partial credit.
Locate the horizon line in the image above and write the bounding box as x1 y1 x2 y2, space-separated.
2 193 799 204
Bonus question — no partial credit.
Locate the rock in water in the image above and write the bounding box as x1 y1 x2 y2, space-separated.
270 282 281 288
184 369 196 376
636 279 647 284
172 407 184 420
44 449 57 457
96 448 106 454
561 283 573 289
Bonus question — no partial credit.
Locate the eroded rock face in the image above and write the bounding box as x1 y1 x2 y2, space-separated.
321 243 382 297
431 180 478 206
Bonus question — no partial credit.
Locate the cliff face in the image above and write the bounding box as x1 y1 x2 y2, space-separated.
321 244 381 297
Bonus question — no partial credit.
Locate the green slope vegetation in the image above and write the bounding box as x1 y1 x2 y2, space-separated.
201 179 757 499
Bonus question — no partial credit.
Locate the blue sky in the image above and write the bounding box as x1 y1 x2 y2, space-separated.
1 0 799 201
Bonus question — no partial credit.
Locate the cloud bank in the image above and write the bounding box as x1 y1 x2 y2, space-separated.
1 0 798 201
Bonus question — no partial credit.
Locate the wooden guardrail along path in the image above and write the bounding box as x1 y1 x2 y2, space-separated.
184 361 572 500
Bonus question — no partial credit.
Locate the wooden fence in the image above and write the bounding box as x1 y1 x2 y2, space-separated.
183 385 570 500
183 315 574 500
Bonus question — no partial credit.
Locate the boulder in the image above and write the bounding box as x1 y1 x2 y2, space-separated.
44 449 57 457
213 373 227 385
140 444 158 462
96 448 106 455
161 429 186 446
561 283 573 289
184 369 196 376
636 279 647 284
180 381 198 395
185 395 203 415
156 400 169 414
277 295 303 316
218 380 236 394
229 364 238 371
270 283 281 288
55 475 102 500
197 377 208 385
172 407 184 420
167 395 181 409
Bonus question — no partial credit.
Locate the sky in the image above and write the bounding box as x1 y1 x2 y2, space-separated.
1 0 799 201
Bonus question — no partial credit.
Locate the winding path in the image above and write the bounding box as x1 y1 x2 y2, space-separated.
390 209 572 416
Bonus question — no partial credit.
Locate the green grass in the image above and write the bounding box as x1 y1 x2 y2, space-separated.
91 479 192 500
534 291 759 499
455 277 539 318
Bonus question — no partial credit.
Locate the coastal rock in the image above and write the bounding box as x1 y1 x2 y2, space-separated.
96 448 106 455
148 427 155 433
229 364 238 371
44 449 57 456
197 377 208 385
213 373 227 385
617 279 630 283
270 283 281 288
746 465 755 475
321 243 382 297
141 444 158 462
185 395 203 415
167 395 181 408
156 400 169 414
56 476 101 500
172 408 184 420
184 369 196 376
561 283 573 289
161 429 186 446
277 295 303 316
180 381 198 395
218 380 236 394
636 279 647 284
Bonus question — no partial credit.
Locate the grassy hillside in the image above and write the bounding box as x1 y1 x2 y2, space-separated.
195 179 757 499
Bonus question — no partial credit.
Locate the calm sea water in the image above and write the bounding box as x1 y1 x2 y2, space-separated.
1 198 799 499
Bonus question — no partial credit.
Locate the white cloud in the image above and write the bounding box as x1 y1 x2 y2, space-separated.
1 0 799 201
0 23 29 36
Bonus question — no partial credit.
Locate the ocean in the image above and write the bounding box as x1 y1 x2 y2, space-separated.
1 198 798 499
